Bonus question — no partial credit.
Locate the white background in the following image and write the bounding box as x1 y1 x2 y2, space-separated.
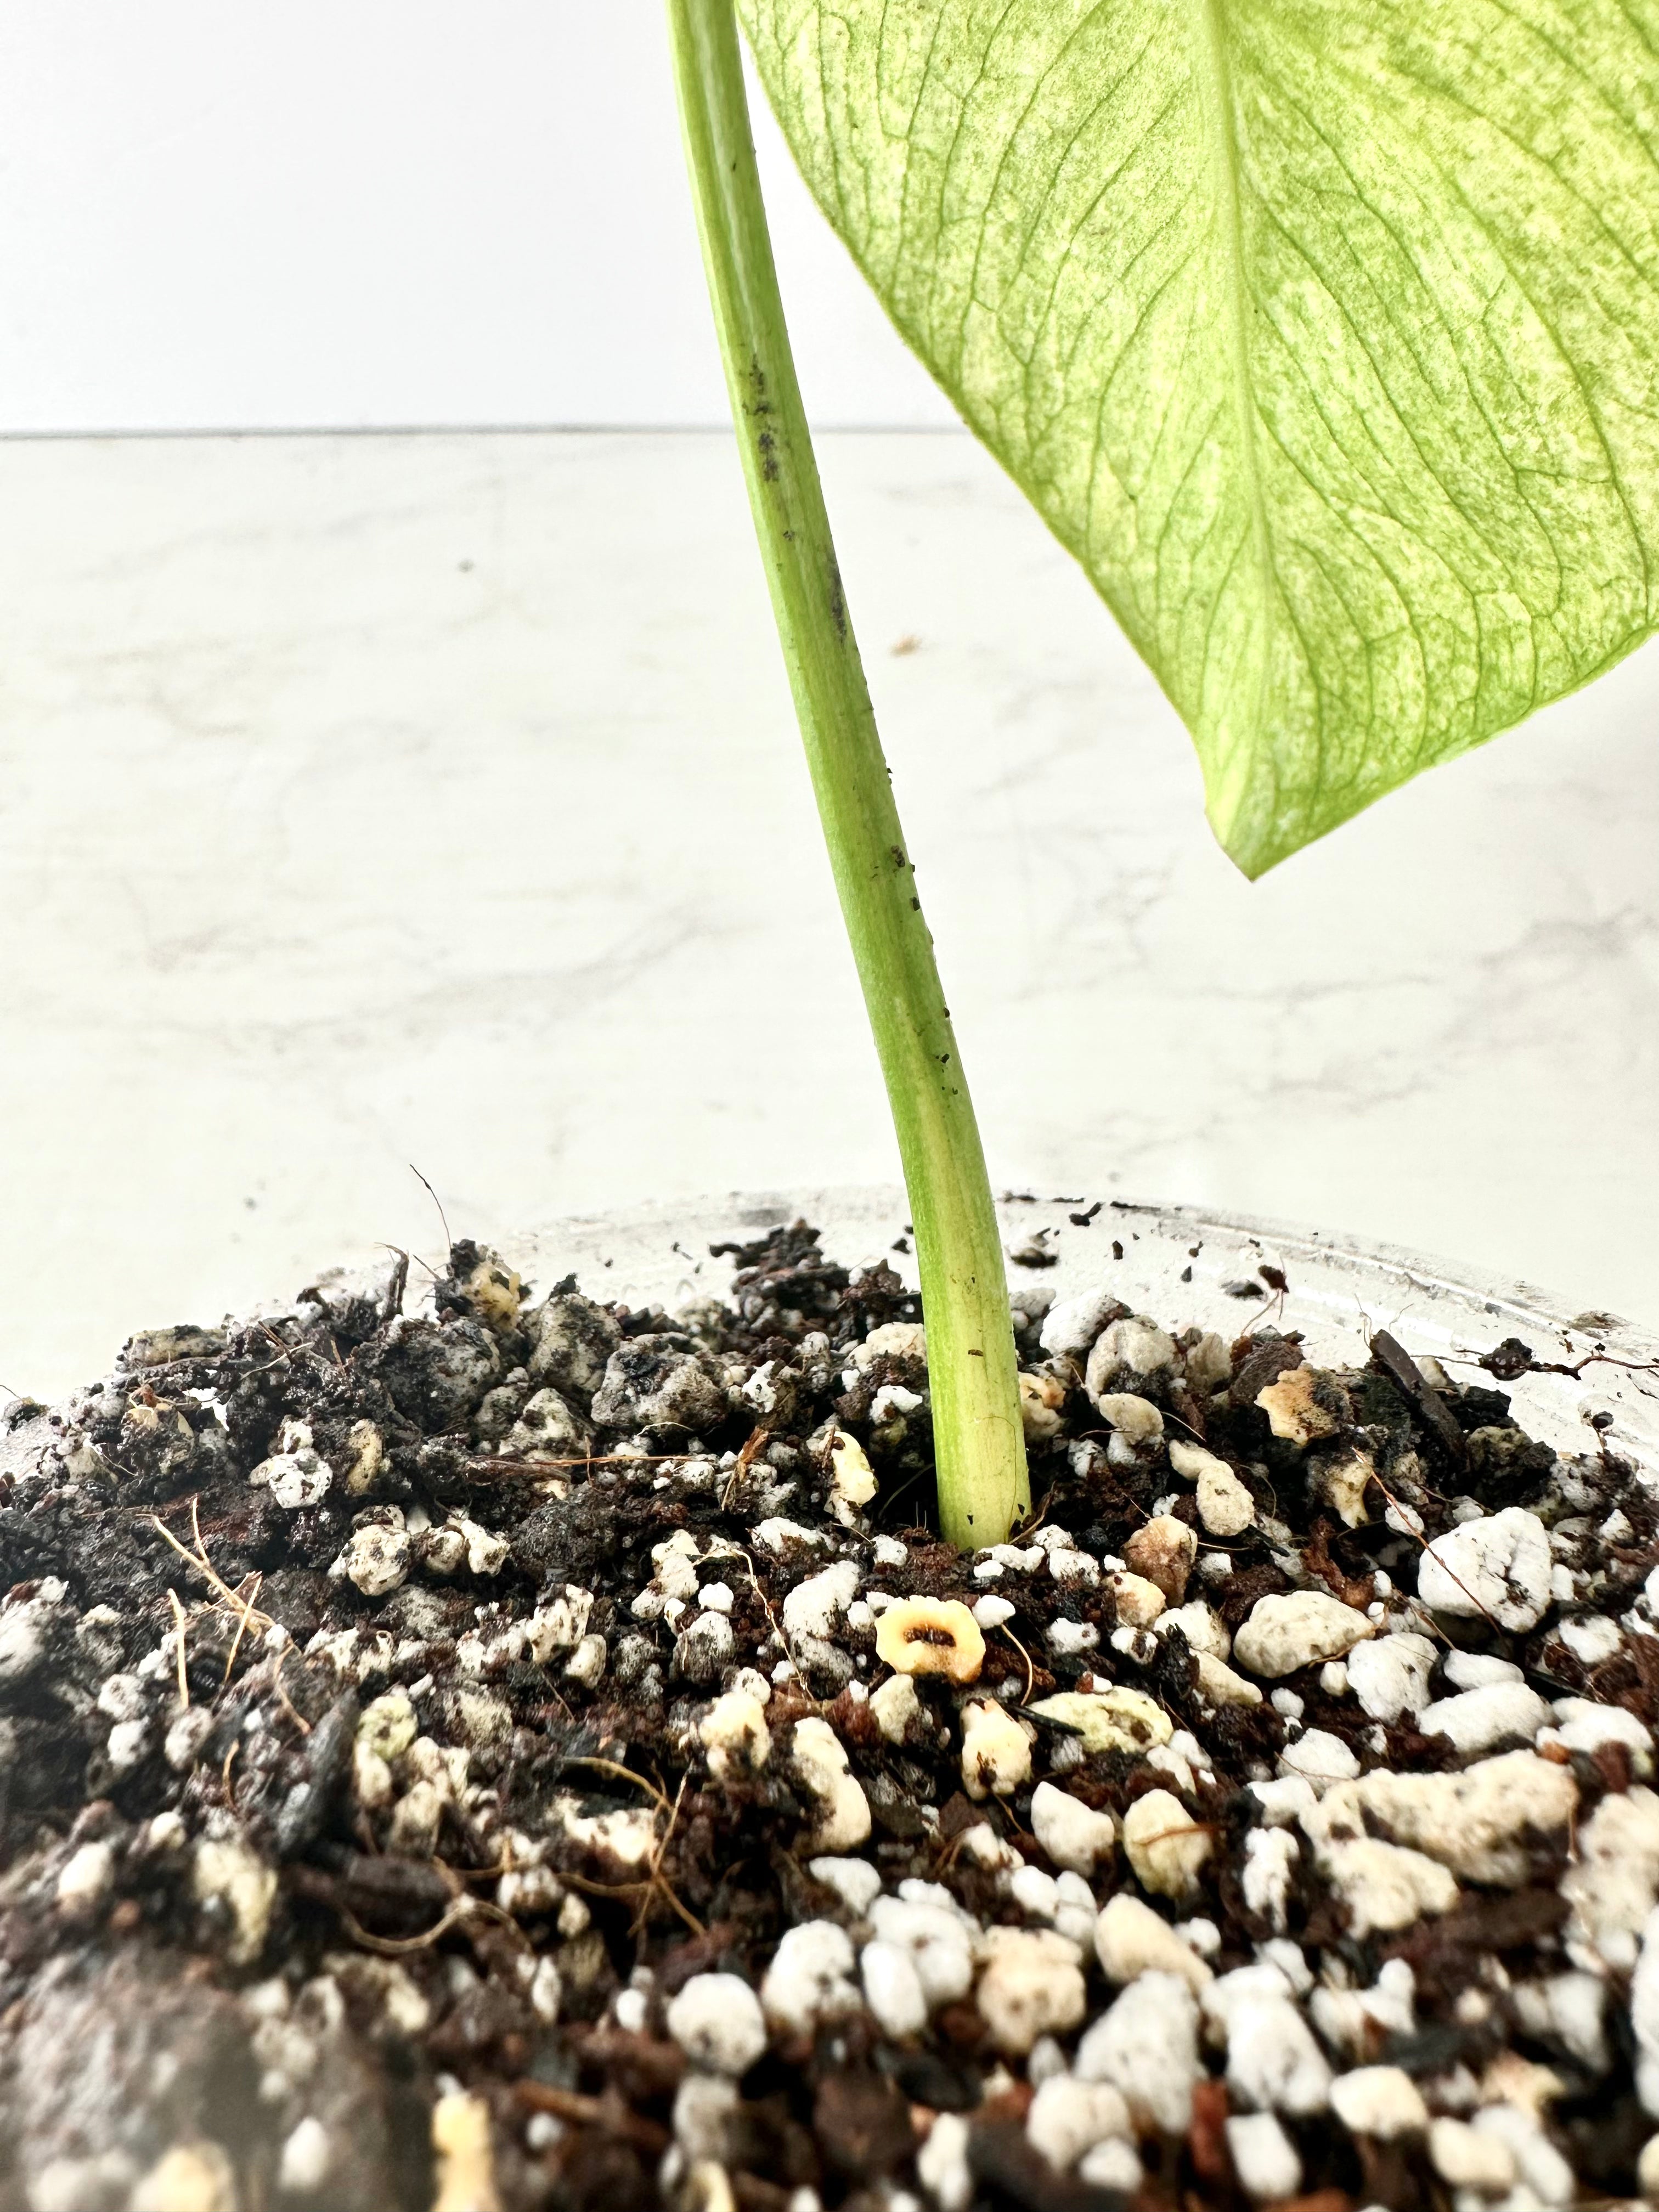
0 4 955 432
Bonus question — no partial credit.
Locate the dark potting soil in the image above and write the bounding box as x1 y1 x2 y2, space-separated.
0 1222 1656 2212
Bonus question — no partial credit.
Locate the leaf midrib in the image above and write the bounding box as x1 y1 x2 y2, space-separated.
1192 0 1280 817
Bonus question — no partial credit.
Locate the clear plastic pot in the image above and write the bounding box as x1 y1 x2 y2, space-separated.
499 1186 1659 1482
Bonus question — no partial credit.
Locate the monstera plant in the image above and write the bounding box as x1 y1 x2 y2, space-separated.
666 0 1659 1548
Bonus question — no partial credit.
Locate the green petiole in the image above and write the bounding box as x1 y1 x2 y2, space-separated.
664 0 1030 1549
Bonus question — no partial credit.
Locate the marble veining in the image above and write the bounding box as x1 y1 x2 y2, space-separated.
1 429 1655 1399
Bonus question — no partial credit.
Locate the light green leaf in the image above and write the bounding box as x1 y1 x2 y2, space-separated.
738 0 1659 873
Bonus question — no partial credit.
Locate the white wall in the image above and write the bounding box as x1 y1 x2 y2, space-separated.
0 4 956 432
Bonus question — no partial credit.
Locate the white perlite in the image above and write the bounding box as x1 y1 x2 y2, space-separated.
974 1928 1086 2055
808 1856 882 1915
1242 1830 1300 1935
1428 2117 1517 2193
1277 1728 1361 1793
1170 1441 1255 1537
1094 1894 1212 1993
917 2113 972 2212
1121 1516 1197 1600
1030 1782 1115 1876
750 1517 830 1554
107 1719 149 1776
1419 1681 1549 1756
1256 1939 1313 1995
849 1321 927 1370
191 1837 277 1966
1026 1686 1172 1757
97 1672 145 1725
1085 1318 1177 1397
1074 1971 1201 2135
1560 1613 1623 1667
1509 1972 1609 2075
960 1700 1032 1801
1442 1650 1522 1689
862 1939 928 2039
1025 2077 1132 2170
1316 1839 1459 1938
1635 1906 1659 2116
278 2117 332 2196
1563 1787 1659 1971
55 1840 115 1916
1315 1957 1409 2049
1195 1459 1256 1538
1048 1547 1100 1588
1008 1862 1085 1939
667 1974 767 2075
1471 2104 1575 2205
1107 1570 1166 1627
1094 1393 1164 1444
256 1447 333 1509
961 1824 1023 1877
556 1796 657 1871
674 2073 738 2162
1047 1618 1099 1658
781 1560 860 1642
1167 1438 1221 1482
1155 1601 1231 1660
868 1897 975 2007
1077 2139 1144 2191
1234 1592 1374 1678
1329 2066 1429 2138
334 1519 410 1596
1226 2113 1303 2201
1302 1751 1576 1887
700 1688 771 1782
1417 1507 1553 1632
1194 1652 1263 1708
1039 1288 1124 1361
760 1922 860 2036
791 1718 871 1852
1346 1633 1436 1722
1207 1970 1333 2116
1547 1698 1654 1776
869 1672 923 1746
529 1585 595 1658
456 1516 508 1576
1123 1788 1211 1901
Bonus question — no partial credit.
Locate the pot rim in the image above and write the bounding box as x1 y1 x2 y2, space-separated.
492 1184 1659 1483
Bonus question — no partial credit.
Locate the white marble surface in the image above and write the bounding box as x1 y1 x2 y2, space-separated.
3 428 1656 1402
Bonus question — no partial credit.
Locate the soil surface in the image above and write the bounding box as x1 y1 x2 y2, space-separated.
1 1223 1657 2212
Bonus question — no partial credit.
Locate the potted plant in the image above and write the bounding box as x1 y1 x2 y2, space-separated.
2 4 1658 2208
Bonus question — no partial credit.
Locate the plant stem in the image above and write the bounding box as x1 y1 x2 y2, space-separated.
664 0 1030 1549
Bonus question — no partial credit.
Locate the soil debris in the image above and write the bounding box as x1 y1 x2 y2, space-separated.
1 1222 1657 2209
